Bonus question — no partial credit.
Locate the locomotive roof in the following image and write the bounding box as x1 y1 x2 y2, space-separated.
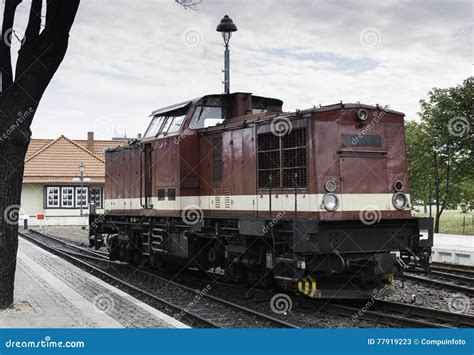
150 93 283 117
199 102 405 133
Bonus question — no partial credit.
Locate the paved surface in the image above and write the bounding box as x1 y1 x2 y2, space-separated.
0 238 189 328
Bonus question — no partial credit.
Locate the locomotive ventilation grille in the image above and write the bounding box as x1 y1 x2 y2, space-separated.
258 128 307 189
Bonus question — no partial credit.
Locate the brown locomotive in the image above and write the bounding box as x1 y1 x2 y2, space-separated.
89 92 433 298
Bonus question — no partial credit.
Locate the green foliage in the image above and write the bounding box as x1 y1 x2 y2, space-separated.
406 77 473 231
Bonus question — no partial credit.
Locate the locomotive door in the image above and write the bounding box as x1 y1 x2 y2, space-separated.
210 134 224 213
141 143 153 209
339 152 389 211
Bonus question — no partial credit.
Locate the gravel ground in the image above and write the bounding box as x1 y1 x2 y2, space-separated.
383 279 473 315
26 226 89 246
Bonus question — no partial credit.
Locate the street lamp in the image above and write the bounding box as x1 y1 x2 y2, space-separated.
79 162 85 216
216 15 237 94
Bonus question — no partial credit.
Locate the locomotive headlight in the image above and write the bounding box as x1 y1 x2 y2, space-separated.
325 179 336 192
393 180 404 192
322 193 339 211
357 108 368 121
392 192 408 210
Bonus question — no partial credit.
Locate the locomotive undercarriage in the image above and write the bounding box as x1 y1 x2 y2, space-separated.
89 214 433 299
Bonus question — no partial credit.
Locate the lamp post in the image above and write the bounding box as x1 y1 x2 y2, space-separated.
216 15 237 94
79 162 85 216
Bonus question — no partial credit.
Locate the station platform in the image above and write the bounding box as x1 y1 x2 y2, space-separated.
0 238 189 328
432 233 474 266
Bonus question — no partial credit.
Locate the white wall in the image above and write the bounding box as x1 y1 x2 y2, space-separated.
20 183 104 226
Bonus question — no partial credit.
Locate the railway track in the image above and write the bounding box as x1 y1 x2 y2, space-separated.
20 229 474 329
404 272 474 297
21 229 110 260
431 262 474 278
307 298 473 329
19 230 299 329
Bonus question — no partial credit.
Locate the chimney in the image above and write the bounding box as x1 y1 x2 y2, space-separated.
87 131 94 152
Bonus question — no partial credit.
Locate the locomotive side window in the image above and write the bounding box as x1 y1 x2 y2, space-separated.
190 106 225 129
157 189 166 201
258 128 307 189
167 188 176 201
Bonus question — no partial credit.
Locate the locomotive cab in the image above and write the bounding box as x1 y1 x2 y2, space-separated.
142 93 283 140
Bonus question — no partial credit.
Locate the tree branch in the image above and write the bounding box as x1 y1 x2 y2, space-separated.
24 0 42 41
16 0 43 78
0 0 22 93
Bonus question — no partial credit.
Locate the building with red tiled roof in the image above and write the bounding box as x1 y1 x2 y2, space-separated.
20 132 127 225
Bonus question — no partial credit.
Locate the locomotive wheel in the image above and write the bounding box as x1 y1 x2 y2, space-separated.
226 263 248 283
94 239 103 250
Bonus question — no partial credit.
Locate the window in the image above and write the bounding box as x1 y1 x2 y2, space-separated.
75 187 88 207
61 187 74 207
166 115 185 135
144 116 166 138
212 136 223 181
167 188 176 201
46 187 60 207
90 188 102 208
158 189 166 201
258 128 307 189
144 114 186 138
190 106 224 130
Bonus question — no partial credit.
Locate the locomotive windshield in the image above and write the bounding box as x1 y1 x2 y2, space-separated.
190 106 225 129
144 114 186 138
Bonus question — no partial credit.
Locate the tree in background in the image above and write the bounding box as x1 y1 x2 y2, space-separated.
406 77 473 232
0 0 80 309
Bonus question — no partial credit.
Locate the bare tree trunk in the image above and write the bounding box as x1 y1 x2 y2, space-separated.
433 152 440 233
0 0 80 309
0 142 28 307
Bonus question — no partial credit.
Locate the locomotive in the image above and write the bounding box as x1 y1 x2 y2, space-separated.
89 92 433 298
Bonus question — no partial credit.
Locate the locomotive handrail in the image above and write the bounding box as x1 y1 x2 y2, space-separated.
139 147 145 208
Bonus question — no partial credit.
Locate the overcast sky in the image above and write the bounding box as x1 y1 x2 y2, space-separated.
6 0 472 140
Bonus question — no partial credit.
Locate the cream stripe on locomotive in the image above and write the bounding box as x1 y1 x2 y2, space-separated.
105 193 410 212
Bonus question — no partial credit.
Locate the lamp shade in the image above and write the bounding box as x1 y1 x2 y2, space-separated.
216 15 237 33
